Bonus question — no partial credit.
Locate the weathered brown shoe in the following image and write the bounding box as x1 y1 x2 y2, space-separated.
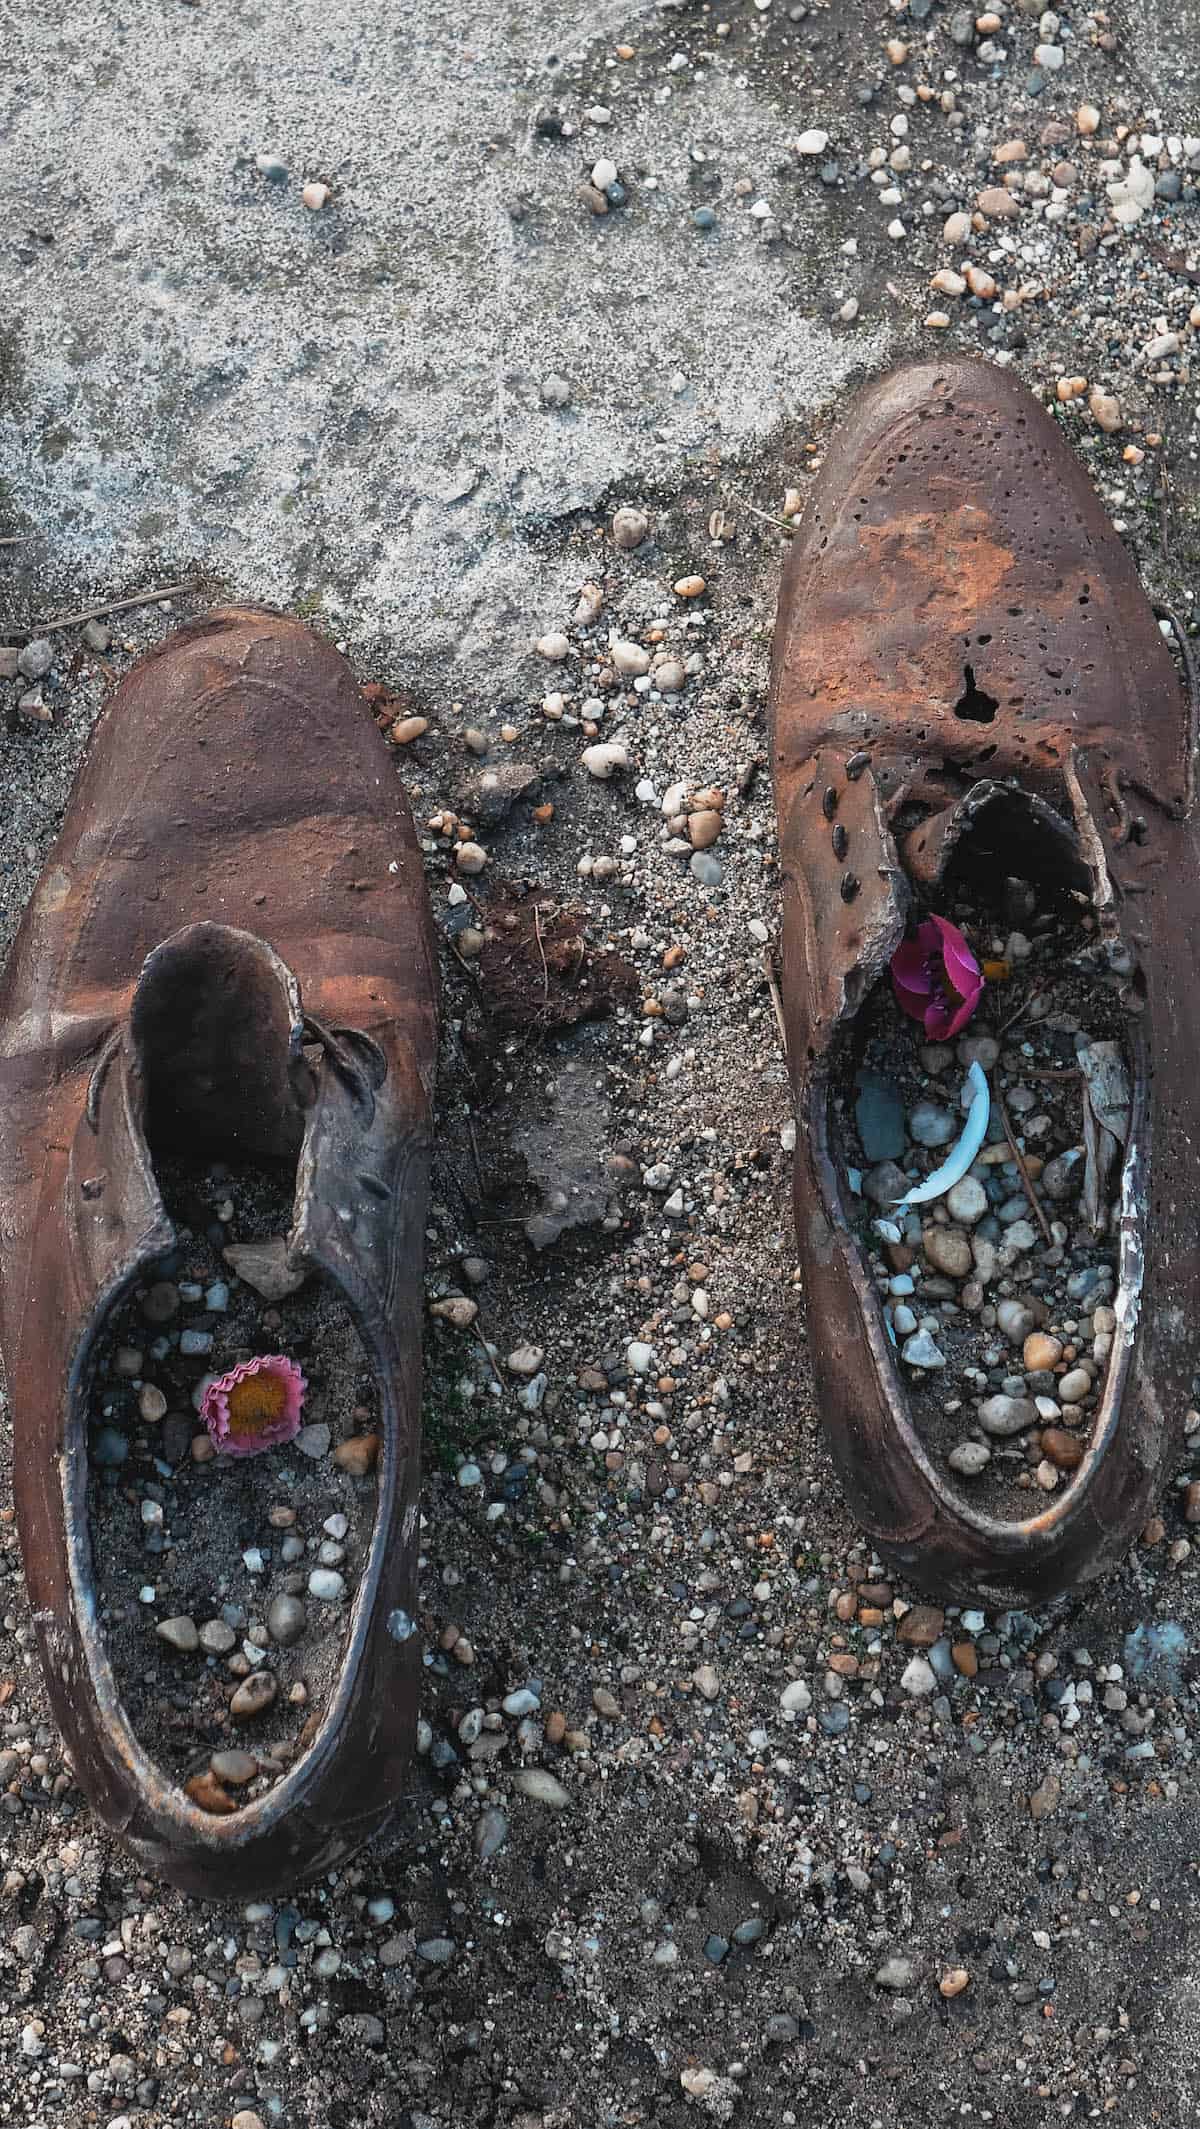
771 356 1198 1606
0 609 438 1895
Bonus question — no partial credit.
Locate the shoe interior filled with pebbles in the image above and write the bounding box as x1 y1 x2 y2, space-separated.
85 1158 381 1814
832 807 1136 1519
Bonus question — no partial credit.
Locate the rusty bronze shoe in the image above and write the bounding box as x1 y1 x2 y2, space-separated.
0 609 438 1895
771 356 1199 1606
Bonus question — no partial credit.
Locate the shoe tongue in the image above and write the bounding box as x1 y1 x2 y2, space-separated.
130 923 310 1161
901 779 1089 895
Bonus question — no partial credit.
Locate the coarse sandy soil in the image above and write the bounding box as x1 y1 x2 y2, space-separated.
3 2 1200 2126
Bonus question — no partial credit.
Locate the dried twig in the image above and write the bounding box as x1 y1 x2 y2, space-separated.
762 947 788 1057
37 581 197 633
995 1089 1054 1246
533 901 550 1006
726 488 796 533
1158 458 1173 572
997 984 1044 1038
471 1321 505 1391
0 537 26 548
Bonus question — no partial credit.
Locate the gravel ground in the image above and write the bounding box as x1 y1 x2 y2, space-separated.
3 2 1200 2126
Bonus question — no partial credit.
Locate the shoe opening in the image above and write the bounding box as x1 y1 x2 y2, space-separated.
830 785 1141 1526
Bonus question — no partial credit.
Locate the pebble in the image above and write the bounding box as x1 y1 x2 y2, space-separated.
230 1672 277 1720
536 632 571 660
540 373 571 407
1041 1428 1084 1472
794 128 830 156
923 1228 972 1279
780 1677 812 1715
295 1422 331 1459
582 742 629 779
267 1595 307 1647
996 1299 1036 1345
908 1102 956 1149
693 1664 720 1701
902 1330 946 1370
507 1343 545 1377
687 809 723 851
17 638 53 680
455 842 487 875
222 1239 306 1300
1029 1771 1061 1820
142 1280 181 1323
610 637 650 677
514 1768 571 1808
945 1177 987 1225
690 852 723 889
1058 1368 1091 1405
1023 1332 1062 1372
211 1750 257 1786
940 1968 970 1999
302 181 330 211
255 153 288 181
978 1395 1038 1438
308 1569 346 1601
156 1616 199 1653
611 506 648 550
333 1432 380 1476
186 1771 236 1815
199 1619 237 1654
900 1655 936 1697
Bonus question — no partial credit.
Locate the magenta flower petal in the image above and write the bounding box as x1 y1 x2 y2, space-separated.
890 914 983 1041
891 932 936 1025
201 1354 306 1458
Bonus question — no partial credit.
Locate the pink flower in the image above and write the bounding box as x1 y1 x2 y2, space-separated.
201 1354 306 1458
891 915 983 1041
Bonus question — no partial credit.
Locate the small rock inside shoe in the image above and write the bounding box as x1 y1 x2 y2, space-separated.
86 1158 381 1806
833 866 1130 1523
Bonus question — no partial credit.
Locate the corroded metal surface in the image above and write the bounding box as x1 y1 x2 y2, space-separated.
770 357 1196 1605
0 610 439 1895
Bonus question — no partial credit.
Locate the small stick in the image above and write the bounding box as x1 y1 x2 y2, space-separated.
762 947 788 1057
727 488 796 533
0 537 26 548
996 1089 1054 1245
37 580 197 632
998 984 1044 1038
471 1321 505 1391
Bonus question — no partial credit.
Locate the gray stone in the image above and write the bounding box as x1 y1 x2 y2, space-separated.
948 1440 990 1477
199 1619 237 1655
854 1070 906 1163
902 1330 946 1370
308 1568 345 1601
156 1616 199 1653
996 1298 1036 1344
222 1238 307 1301
863 1161 908 1207
296 1423 331 1459
267 1594 307 1646
17 638 54 680
474 1808 509 1859
946 1177 987 1224
514 1768 571 1807
978 1395 1038 1437
908 1101 956 1149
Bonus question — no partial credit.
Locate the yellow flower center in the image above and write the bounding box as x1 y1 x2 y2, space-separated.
226 1371 288 1439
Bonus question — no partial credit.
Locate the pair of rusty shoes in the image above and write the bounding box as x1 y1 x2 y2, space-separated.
1 358 1195 1898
